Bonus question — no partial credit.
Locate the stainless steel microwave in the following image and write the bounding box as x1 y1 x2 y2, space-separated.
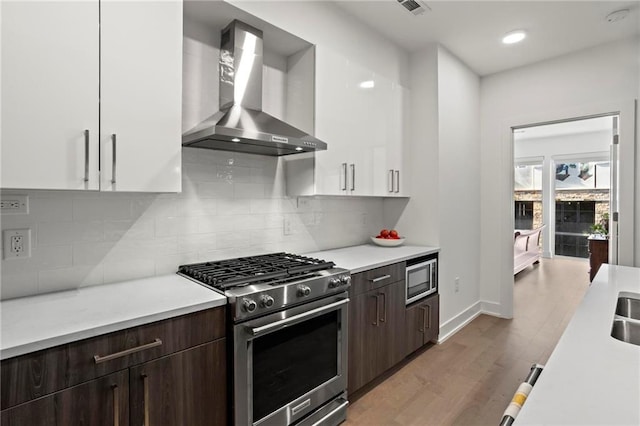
406 254 438 305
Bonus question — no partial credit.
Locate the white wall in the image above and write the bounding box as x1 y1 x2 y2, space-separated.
435 47 482 337
386 45 482 340
480 36 639 317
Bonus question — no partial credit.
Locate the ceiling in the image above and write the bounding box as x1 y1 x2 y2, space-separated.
333 1 640 76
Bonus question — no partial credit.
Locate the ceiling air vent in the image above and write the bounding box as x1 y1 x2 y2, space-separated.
397 0 430 15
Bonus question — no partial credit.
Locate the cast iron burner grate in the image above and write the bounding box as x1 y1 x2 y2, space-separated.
178 252 335 290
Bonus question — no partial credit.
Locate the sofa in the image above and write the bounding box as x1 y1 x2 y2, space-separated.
514 225 546 275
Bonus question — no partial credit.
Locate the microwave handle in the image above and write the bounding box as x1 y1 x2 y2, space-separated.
249 298 349 337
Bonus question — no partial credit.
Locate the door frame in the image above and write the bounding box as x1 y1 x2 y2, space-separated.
501 99 635 319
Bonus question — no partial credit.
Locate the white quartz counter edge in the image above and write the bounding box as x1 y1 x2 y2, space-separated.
515 264 640 425
1 274 227 360
304 244 439 273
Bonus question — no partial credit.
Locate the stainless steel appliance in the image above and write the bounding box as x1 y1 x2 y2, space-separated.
182 20 327 156
179 253 351 426
405 253 438 305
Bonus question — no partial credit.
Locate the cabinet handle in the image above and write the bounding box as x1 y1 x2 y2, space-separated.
143 374 150 426
84 129 90 183
426 304 431 330
372 295 380 326
419 306 427 333
112 384 120 426
93 338 162 364
380 291 387 323
341 163 347 191
111 134 117 184
395 170 400 193
388 169 394 192
370 274 391 283
350 163 355 191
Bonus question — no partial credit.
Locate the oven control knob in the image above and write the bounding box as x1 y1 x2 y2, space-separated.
328 278 340 288
340 275 351 286
242 298 257 312
297 285 311 297
260 294 274 308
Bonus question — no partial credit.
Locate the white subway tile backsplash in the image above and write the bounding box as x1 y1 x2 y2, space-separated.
178 233 217 253
1 149 383 299
29 197 73 222
1 271 38 300
194 181 234 198
38 266 104 294
103 260 156 284
156 216 199 237
234 183 266 199
39 221 103 245
73 197 132 221
104 219 155 241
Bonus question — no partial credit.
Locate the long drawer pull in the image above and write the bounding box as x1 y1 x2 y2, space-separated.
93 338 163 364
83 129 90 183
143 374 150 426
372 294 380 326
112 384 120 426
419 306 427 332
370 274 391 283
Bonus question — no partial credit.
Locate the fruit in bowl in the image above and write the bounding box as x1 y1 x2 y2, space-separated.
372 229 405 246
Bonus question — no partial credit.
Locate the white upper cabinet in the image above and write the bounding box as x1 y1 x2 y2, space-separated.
286 45 408 197
1 1 100 190
100 1 182 192
1 0 182 192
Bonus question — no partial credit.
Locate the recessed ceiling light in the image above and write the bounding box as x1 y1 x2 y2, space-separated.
502 30 526 45
359 80 375 89
231 137 240 142
295 147 303 151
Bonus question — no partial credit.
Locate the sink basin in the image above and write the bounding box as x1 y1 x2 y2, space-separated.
616 296 640 320
611 318 640 346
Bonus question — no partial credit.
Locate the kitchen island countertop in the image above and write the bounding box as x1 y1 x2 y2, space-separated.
0 274 226 360
305 243 439 273
515 264 640 425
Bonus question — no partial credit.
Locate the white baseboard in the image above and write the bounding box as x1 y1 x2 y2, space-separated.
437 300 506 344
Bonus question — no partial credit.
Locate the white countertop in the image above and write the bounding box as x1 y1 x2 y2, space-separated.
515 264 640 425
0 274 226 360
305 244 439 273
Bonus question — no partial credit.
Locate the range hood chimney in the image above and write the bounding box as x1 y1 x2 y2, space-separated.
182 20 326 156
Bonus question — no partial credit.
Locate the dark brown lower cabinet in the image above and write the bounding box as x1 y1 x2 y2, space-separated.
0 370 129 426
348 280 405 394
1 307 227 426
405 294 440 356
130 340 227 426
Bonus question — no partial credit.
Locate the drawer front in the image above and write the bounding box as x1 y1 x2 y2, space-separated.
351 262 405 295
1 306 225 409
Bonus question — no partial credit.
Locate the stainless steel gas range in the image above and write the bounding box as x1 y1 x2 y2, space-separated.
179 253 351 426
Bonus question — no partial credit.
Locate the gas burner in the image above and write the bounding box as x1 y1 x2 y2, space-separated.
178 252 350 322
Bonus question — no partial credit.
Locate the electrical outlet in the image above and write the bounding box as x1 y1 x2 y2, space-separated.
0 195 29 215
3 229 31 259
454 277 460 293
283 217 292 236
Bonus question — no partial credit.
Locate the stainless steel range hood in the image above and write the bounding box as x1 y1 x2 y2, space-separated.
183 20 326 156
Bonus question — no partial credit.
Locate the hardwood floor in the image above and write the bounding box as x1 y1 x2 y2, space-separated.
345 256 590 426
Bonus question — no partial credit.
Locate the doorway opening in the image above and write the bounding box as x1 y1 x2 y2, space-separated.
513 114 618 265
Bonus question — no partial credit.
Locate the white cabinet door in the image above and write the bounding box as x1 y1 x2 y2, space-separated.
1 1 100 190
100 0 182 192
314 46 350 195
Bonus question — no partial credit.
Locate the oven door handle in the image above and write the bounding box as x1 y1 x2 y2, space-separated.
248 298 350 337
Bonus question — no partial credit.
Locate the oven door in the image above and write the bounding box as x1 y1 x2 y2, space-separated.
234 293 349 426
